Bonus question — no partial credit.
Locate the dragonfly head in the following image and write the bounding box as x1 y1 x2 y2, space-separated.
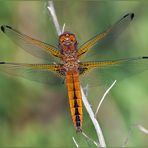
59 32 77 47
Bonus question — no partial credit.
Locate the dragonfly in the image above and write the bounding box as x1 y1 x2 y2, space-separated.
0 13 148 132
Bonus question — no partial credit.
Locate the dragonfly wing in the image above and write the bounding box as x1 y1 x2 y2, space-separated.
79 56 148 87
102 13 134 44
1 25 62 61
78 13 134 58
0 62 64 85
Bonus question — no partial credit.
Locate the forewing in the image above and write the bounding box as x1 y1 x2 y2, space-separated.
0 62 64 86
1 25 61 61
79 13 134 60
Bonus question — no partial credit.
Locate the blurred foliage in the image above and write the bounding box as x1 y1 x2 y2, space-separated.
0 0 148 147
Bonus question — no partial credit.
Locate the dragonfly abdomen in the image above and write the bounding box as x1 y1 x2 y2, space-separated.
66 72 83 132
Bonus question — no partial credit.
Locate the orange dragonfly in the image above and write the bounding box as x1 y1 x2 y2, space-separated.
0 13 148 132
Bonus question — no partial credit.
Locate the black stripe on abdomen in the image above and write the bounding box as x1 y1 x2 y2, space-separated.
73 84 81 128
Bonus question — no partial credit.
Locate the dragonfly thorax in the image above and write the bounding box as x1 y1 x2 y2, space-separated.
59 32 79 72
61 60 79 75
62 50 79 73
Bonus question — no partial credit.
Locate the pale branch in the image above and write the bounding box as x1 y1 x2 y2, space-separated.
95 80 117 116
47 0 107 147
47 1 62 36
81 87 106 147
62 23 66 34
72 137 79 148
135 124 148 134
82 84 89 98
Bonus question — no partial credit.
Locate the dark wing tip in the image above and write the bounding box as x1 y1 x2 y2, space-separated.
142 56 148 59
123 13 134 20
0 61 5 64
131 13 134 20
1 25 12 33
1 25 5 32
5 25 12 29
123 13 129 18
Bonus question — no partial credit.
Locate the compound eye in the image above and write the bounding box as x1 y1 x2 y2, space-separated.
60 36 65 43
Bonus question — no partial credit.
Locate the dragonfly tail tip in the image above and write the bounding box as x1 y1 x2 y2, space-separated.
76 127 82 133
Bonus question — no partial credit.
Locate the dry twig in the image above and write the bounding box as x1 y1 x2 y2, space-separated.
46 1 118 147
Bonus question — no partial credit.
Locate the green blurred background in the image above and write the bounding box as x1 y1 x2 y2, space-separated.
0 0 148 147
